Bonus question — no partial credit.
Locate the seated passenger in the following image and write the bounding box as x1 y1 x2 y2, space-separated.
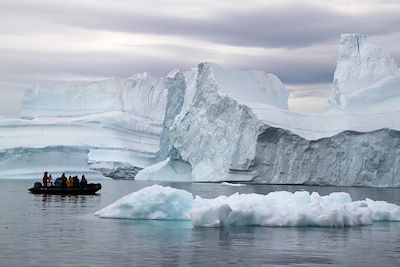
80 175 88 187
72 176 80 188
61 173 67 188
54 177 62 187
42 172 48 188
66 176 73 188
47 175 53 187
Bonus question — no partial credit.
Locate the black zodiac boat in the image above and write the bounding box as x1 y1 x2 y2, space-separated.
29 182 102 195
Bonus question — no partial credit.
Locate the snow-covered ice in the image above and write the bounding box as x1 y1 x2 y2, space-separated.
95 185 400 227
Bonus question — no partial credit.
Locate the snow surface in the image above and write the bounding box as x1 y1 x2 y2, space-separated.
208 63 289 110
95 185 400 227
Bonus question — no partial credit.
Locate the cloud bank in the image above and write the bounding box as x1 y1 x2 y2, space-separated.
0 0 399 116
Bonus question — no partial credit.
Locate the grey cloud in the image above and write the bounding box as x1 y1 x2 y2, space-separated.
0 48 197 84
2 1 400 48
0 43 337 87
1 0 400 117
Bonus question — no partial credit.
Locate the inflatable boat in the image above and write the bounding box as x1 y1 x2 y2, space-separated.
29 183 102 195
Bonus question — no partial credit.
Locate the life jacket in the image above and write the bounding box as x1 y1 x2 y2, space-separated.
66 179 73 188
47 178 53 187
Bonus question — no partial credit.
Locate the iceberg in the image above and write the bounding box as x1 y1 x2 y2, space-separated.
0 71 186 179
95 185 193 220
137 34 400 186
2 33 400 186
326 33 399 112
95 185 400 227
166 63 287 182
0 146 103 179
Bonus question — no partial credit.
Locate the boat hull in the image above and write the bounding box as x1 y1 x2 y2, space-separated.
28 183 102 195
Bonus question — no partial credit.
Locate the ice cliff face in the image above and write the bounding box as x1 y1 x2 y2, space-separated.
22 73 168 120
1 71 187 179
170 63 264 181
0 146 103 179
138 63 289 182
326 33 399 112
254 127 400 186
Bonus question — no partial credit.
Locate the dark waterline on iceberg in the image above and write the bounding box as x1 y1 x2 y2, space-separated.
1 179 400 267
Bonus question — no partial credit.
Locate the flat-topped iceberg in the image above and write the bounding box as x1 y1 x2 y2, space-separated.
95 185 400 227
0 71 187 179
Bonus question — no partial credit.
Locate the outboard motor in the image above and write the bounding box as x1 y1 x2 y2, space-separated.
34 182 42 189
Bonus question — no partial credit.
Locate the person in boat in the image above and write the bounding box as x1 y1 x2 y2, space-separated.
47 174 53 187
72 176 80 188
66 176 73 188
80 175 88 188
42 172 48 188
61 173 67 188
54 176 62 187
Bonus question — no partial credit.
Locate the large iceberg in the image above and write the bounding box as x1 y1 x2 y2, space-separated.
95 185 400 227
2 33 400 186
137 34 400 186
0 71 187 179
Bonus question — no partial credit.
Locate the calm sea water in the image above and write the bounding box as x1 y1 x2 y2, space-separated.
1 179 400 267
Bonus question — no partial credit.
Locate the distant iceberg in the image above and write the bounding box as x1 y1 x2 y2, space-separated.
326 33 399 112
0 146 102 179
0 71 187 179
95 185 400 227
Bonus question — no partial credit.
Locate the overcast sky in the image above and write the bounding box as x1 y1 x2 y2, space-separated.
0 0 399 117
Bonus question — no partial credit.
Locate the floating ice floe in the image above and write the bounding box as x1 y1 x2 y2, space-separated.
95 185 400 227
220 182 246 187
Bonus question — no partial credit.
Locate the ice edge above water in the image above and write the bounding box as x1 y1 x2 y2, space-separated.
95 185 400 227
